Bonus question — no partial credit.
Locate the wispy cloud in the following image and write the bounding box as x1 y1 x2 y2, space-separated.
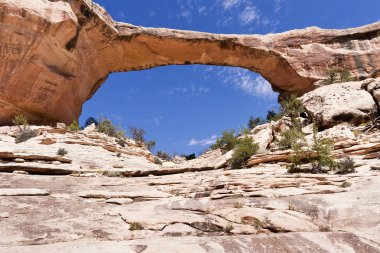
218 68 277 98
239 5 259 25
274 0 287 13
175 0 278 30
188 135 218 146
221 0 241 10
163 83 210 96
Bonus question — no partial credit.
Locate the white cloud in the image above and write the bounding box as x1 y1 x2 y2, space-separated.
274 0 287 13
188 135 218 146
239 6 259 25
174 0 278 30
164 83 210 96
218 68 277 98
221 0 241 10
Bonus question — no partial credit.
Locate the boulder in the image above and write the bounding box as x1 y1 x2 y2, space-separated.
301 81 377 128
248 123 273 154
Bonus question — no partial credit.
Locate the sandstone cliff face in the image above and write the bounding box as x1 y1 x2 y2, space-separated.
0 0 379 124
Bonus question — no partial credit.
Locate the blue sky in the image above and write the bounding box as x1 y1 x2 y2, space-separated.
80 0 380 155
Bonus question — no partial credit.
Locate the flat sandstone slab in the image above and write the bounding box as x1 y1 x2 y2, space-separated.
0 188 49 196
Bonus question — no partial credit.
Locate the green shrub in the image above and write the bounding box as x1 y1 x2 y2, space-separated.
278 128 306 150
97 118 117 137
183 153 196 160
230 137 259 169
248 117 265 130
211 129 237 152
97 118 125 138
239 126 250 135
15 128 38 143
336 156 355 174
129 222 144 231
280 95 305 118
156 150 171 161
57 148 68 156
310 129 336 172
286 127 335 174
145 140 156 151
67 120 80 132
325 68 354 84
12 114 28 129
266 109 281 122
117 138 125 147
129 126 145 144
326 68 338 84
340 69 353 82
153 157 162 165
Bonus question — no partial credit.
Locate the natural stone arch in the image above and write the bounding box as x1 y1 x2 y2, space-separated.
0 0 379 125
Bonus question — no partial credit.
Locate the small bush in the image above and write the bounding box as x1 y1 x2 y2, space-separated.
57 148 68 156
183 153 196 160
117 138 125 147
319 225 332 232
340 69 353 82
153 157 162 165
230 137 259 169
248 117 265 130
311 129 336 171
234 202 243 209
156 151 171 161
211 129 237 153
97 118 118 137
288 204 296 211
12 114 28 129
129 222 144 231
278 128 306 150
15 128 38 143
286 126 335 174
129 126 145 144
336 156 355 174
145 140 156 151
325 68 354 84
326 68 338 84
67 120 80 132
280 95 305 118
266 109 281 122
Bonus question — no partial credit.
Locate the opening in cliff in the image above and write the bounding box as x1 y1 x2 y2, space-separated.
80 65 279 155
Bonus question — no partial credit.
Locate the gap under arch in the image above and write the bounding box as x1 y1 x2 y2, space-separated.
80 65 279 155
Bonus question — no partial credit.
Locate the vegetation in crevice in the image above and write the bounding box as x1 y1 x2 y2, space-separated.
12 114 38 144
325 68 355 84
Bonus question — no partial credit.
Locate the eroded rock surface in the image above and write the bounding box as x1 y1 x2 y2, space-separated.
0 160 379 252
301 79 378 128
0 125 380 252
0 0 379 124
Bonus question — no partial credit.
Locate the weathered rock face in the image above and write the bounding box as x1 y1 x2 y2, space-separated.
0 0 379 124
1 124 380 251
301 80 378 128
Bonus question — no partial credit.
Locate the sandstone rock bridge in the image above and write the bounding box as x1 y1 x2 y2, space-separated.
0 0 379 125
